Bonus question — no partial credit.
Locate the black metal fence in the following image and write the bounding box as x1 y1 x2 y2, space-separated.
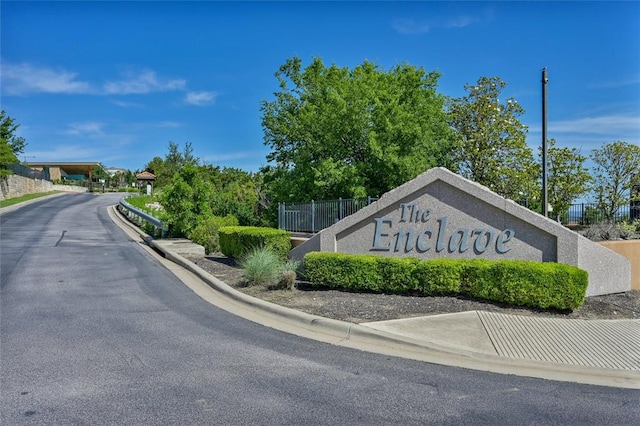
562 203 638 225
278 197 379 233
2 164 50 181
278 196 639 233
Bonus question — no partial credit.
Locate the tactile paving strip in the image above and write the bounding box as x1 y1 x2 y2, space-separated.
477 311 640 371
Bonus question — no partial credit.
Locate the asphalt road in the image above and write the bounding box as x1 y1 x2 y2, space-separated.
1 193 639 425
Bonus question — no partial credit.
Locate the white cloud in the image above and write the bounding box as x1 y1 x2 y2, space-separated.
27 144 102 161
1 62 92 95
185 91 217 106
103 69 186 95
392 11 486 35
392 19 430 35
112 99 143 108
445 16 477 29
64 121 105 137
548 115 640 135
527 114 640 151
588 77 640 89
156 121 183 128
203 151 267 164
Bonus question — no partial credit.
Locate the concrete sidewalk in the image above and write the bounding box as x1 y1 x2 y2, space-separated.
363 312 640 371
111 206 640 389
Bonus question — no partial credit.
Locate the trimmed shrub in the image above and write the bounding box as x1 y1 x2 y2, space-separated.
464 260 588 310
303 253 588 310
303 252 382 292
376 257 420 294
188 215 239 254
218 226 291 260
411 258 468 296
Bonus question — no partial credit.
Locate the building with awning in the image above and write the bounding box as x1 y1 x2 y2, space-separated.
27 162 102 182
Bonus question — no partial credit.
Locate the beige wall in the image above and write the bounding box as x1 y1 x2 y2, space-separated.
31 166 62 181
599 240 640 290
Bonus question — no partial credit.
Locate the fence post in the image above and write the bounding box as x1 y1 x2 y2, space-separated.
339 197 343 220
311 200 315 233
580 203 585 226
278 202 282 230
367 196 371 205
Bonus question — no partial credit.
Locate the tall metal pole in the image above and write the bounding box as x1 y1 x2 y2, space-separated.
542 68 549 217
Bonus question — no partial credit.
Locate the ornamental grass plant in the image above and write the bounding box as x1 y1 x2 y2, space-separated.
239 246 300 290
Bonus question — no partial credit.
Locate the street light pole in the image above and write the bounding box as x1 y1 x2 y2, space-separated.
542 68 549 217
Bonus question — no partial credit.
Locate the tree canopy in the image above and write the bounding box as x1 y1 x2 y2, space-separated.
0 110 27 159
541 139 591 222
447 77 537 200
144 141 199 188
1 111 27 177
590 140 640 221
260 56 455 203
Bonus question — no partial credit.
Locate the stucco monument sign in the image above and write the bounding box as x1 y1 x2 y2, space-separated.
291 167 631 297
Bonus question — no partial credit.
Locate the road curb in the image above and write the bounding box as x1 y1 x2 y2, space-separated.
109 205 640 389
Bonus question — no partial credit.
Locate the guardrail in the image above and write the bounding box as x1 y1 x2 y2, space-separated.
118 197 167 237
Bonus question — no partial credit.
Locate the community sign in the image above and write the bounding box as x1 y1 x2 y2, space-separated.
290 168 631 297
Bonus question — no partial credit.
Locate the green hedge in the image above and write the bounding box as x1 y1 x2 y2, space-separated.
303 252 588 310
219 226 291 260
189 215 239 254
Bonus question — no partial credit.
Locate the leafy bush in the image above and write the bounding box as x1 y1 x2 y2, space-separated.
219 226 291 260
303 253 588 310
188 215 239 254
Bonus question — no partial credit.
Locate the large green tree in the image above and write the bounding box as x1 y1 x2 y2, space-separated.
590 140 640 221
448 77 537 200
260 56 455 203
540 139 591 222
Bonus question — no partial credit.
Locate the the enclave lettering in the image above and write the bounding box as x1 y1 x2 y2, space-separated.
371 203 515 254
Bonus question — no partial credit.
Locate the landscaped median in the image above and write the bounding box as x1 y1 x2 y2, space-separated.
303 252 589 311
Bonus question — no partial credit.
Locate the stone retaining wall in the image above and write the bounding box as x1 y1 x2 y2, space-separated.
0 175 53 201
0 175 89 201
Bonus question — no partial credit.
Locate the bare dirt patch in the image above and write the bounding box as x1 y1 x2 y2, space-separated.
184 253 639 324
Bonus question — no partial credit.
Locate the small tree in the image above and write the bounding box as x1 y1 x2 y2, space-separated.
0 110 27 158
540 139 591 222
145 141 200 188
161 164 214 237
590 141 640 222
448 76 538 200
0 111 26 178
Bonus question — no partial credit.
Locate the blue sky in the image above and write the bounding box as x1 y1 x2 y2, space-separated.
2 1 639 173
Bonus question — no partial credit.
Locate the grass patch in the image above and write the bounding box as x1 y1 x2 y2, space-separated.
0 191 62 208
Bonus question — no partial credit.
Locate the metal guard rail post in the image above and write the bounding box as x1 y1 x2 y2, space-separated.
119 197 167 237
